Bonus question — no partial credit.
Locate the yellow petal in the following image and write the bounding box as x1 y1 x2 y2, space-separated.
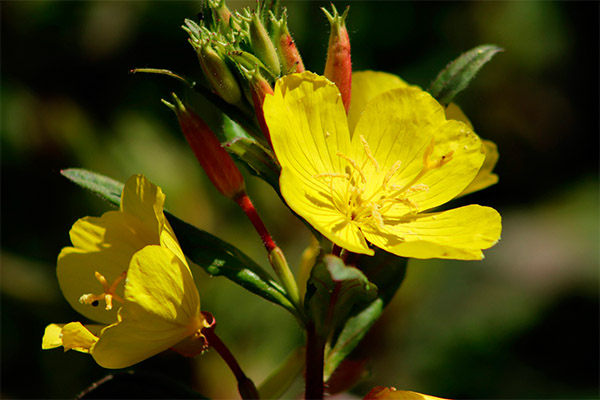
58 211 153 324
124 245 200 325
42 322 102 353
92 245 202 369
61 322 101 353
91 307 193 368
42 324 65 350
120 175 166 238
265 72 351 179
363 205 501 260
280 170 372 255
354 88 485 213
458 140 499 197
266 72 372 253
365 386 449 400
445 104 499 197
349 71 413 134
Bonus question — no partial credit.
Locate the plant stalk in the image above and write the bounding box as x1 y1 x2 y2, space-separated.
304 322 325 400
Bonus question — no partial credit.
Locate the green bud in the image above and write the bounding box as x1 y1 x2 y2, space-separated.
192 39 243 106
249 13 281 77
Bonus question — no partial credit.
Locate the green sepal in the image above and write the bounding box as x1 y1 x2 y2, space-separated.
60 168 296 315
225 136 281 191
304 255 378 341
323 250 408 380
428 44 503 106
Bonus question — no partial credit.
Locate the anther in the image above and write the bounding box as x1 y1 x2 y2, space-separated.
79 270 127 311
360 135 380 172
336 152 367 183
383 160 402 189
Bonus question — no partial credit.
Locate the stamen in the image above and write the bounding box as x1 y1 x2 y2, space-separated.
313 172 349 181
360 135 380 172
79 270 127 311
371 203 384 228
336 152 367 183
405 183 429 195
382 160 402 189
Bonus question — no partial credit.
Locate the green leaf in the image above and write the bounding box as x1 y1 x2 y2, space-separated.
168 214 295 314
225 136 281 191
324 250 408 380
61 168 123 206
428 44 503 106
305 255 378 340
61 168 295 314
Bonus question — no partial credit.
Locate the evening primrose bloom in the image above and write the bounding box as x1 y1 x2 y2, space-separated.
263 72 501 260
42 175 207 368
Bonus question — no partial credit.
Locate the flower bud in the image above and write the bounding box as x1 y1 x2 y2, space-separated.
249 13 281 77
164 93 245 200
270 11 305 75
192 39 243 106
243 67 274 144
323 5 352 113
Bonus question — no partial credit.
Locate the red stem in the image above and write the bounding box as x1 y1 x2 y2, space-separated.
235 193 277 252
305 322 325 400
202 313 259 399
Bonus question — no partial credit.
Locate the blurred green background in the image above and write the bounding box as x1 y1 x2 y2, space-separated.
1 1 598 399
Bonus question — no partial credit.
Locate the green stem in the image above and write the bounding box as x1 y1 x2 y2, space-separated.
236 193 304 321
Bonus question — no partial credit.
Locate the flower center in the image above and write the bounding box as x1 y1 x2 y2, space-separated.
79 270 127 311
314 136 453 231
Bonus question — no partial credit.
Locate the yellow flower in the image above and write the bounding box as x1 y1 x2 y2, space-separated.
364 386 448 400
42 175 207 368
263 72 501 260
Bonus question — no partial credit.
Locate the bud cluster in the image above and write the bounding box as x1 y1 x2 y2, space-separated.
183 1 305 141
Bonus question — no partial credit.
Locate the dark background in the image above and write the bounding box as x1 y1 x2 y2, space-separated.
1 1 598 398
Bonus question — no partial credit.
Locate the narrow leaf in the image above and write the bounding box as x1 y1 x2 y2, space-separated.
61 169 123 206
61 168 295 314
305 255 378 340
428 44 503 106
324 250 408 380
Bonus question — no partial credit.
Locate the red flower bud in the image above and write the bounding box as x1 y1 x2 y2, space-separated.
245 68 275 145
323 5 352 113
271 11 305 75
165 93 245 200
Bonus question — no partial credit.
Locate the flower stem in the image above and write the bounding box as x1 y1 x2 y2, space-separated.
305 322 325 400
202 313 259 400
235 193 303 319
235 193 276 252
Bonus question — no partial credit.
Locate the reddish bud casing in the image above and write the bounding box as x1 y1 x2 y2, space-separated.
166 94 245 200
323 5 352 113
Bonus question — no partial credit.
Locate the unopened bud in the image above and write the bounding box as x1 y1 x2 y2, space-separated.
323 5 352 113
193 40 243 106
271 11 305 75
243 68 274 144
164 93 245 199
208 0 238 31
249 13 281 78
